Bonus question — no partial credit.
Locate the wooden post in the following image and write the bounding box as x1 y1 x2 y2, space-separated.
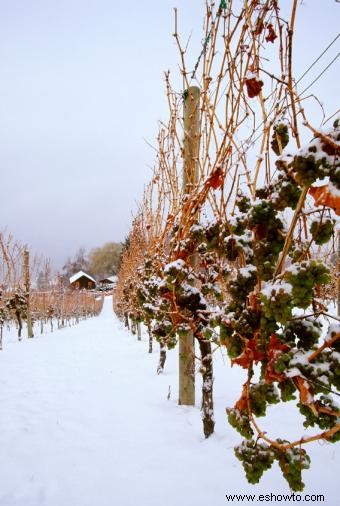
23 249 33 338
179 86 200 406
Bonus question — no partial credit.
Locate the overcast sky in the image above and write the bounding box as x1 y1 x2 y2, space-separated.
0 0 339 269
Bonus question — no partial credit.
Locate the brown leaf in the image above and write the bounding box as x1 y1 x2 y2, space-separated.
244 77 263 98
235 385 248 411
232 338 265 369
265 334 290 383
309 185 340 216
265 23 277 43
207 167 224 190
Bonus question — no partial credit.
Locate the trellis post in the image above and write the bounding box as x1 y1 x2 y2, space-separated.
179 86 200 406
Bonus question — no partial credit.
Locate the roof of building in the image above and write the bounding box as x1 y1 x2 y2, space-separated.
99 275 118 284
69 271 96 284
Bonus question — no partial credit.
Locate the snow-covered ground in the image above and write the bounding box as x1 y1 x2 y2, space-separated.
0 296 338 506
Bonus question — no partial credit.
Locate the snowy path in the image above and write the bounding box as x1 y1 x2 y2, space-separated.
0 296 338 506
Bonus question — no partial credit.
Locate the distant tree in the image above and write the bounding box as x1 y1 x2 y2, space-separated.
36 259 53 291
62 247 89 283
88 242 122 279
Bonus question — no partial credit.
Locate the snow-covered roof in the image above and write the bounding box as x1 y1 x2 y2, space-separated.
69 271 96 284
98 275 118 284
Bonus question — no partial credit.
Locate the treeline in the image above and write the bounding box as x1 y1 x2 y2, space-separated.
60 242 123 285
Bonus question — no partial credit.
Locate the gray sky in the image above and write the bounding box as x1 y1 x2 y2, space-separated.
0 0 339 269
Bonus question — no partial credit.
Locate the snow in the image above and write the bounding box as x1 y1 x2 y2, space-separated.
0 296 338 506
69 270 96 284
326 323 340 340
164 259 186 273
261 281 293 299
239 265 257 278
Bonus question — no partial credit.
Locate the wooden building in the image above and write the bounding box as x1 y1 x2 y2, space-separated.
97 275 117 291
69 271 96 290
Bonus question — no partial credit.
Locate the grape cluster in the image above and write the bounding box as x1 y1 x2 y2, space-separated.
278 378 297 402
299 395 340 434
153 320 177 349
283 318 321 350
176 284 207 313
248 200 282 230
284 260 331 309
260 287 293 324
270 350 292 376
228 268 258 305
205 222 222 250
224 236 242 261
227 408 254 439
275 119 340 188
249 382 280 417
260 313 279 339
220 322 243 358
256 175 301 211
247 201 285 279
232 308 260 340
233 437 311 491
290 153 328 186
273 177 301 211
310 219 335 245
329 165 340 190
189 223 206 243
234 440 275 484
274 444 311 492
235 193 251 213
271 123 289 156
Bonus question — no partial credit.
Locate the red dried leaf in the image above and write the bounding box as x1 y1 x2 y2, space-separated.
309 185 340 216
235 385 248 411
265 23 277 43
232 339 265 369
265 334 290 383
207 167 224 190
244 77 263 98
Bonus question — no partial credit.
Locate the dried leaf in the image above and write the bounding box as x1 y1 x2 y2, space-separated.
232 338 265 368
207 167 224 190
244 77 263 98
309 185 340 216
235 385 248 411
265 23 277 43
265 334 290 383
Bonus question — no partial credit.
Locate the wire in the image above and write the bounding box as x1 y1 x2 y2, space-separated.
225 35 340 168
300 52 340 96
306 378 340 398
296 33 340 86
